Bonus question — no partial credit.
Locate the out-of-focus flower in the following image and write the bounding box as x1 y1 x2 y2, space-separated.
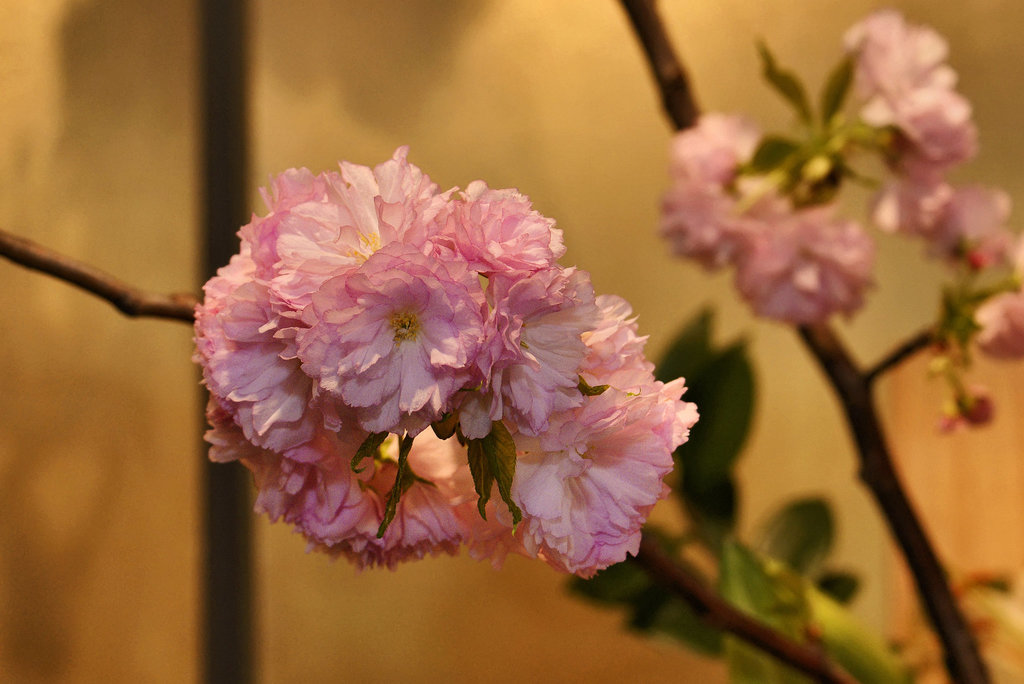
976 292 1024 359
661 114 762 270
733 206 876 324
846 9 977 172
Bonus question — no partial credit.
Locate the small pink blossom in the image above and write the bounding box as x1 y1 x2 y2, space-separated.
660 182 749 269
667 113 761 186
976 292 1024 359
929 186 1013 267
846 10 977 173
661 114 762 269
579 295 656 392
297 242 485 436
243 147 451 311
512 383 697 578
194 262 319 454
444 181 566 274
871 163 953 237
734 206 875 323
459 267 596 439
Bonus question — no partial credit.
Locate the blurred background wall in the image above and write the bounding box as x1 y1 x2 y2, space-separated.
2 1 1024 682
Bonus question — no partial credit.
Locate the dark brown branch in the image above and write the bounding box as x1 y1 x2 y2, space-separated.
634 537 856 684
798 323 988 684
619 0 699 130
865 326 936 385
619 2 989 681
0 227 197 323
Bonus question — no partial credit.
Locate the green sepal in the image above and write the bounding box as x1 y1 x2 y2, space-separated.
352 431 388 474
466 421 522 525
431 412 458 440
746 136 801 174
376 433 414 538
820 55 854 126
757 41 812 124
578 375 610 396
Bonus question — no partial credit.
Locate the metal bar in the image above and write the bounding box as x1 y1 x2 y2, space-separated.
198 0 254 682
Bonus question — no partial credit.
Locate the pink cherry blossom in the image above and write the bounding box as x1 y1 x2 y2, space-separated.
297 242 485 436
579 294 656 392
661 114 762 269
195 149 694 576
928 186 1013 267
512 383 697 578
443 181 566 274
667 113 761 186
194 260 319 454
242 147 451 311
733 205 875 323
870 162 953 237
846 10 976 174
976 292 1024 359
458 266 596 439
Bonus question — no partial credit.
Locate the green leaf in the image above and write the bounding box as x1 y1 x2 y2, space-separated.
820 56 854 126
720 542 812 684
755 497 835 575
747 136 801 173
656 310 756 548
655 308 714 385
351 431 388 474
570 557 653 605
680 342 756 488
466 421 522 525
570 533 724 657
757 41 812 123
816 570 860 605
430 412 458 440
722 542 911 684
681 476 737 553
578 375 609 396
376 433 414 538
807 583 913 683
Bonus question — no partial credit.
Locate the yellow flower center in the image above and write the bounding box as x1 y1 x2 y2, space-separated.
390 310 420 342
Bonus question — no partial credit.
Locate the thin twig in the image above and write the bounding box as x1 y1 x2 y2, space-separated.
619 1 989 681
634 537 856 684
865 326 936 385
0 227 197 323
619 0 699 130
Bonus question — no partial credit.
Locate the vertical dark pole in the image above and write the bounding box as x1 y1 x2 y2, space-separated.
198 1 253 682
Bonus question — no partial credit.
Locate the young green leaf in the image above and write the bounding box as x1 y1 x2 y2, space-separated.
351 431 388 474
467 421 522 525
747 136 801 173
755 497 835 575
757 41 812 124
376 433 414 537
720 542 812 683
820 56 854 126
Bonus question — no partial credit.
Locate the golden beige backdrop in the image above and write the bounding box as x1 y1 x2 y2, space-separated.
2 1 1024 682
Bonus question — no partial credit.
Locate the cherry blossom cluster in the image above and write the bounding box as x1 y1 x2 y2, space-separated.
194 147 698 577
660 113 875 323
660 9 1016 327
660 9 1024 429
